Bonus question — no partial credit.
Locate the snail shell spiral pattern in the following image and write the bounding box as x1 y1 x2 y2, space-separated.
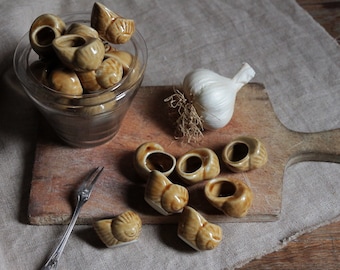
204 178 253 218
144 170 189 215
91 2 135 44
93 210 142 248
111 210 142 242
222 136 268 172
53 34 105 72
177 206 222 251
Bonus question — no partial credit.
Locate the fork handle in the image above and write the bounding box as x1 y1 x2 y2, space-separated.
41 199 85 270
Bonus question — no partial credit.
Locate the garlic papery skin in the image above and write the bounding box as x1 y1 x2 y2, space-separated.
182 63 255 130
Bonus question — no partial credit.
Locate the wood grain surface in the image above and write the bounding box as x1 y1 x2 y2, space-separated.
240 1 340 269
29 82 339 226
27 84 282 225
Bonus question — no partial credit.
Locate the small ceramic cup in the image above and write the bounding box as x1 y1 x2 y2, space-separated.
222 136 268 172
204 178 253 218
176 148 220 185
53 34 105 72
29 13 66 57
133 142 176 181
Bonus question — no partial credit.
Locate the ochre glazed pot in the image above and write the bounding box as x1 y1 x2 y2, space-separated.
204 178 253 218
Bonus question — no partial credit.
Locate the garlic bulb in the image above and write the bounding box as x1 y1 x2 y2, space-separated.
182 63 255 130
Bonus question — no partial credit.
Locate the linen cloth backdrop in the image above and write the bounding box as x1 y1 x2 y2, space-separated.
0 0 339 269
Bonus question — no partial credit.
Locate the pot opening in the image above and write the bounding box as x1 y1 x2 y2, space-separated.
146 152 174 173
36 27 56 46
216 181 236 197
227 142 249 162
181 156 202 173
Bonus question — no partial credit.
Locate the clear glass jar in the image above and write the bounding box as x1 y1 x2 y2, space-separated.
13 13 147 148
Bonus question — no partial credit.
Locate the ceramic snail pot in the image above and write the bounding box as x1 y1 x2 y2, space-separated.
76 57 124 92
204 178 253 218
176 148 220 185
105 47 134 74
133 142 176 181
49 67 83 95
65 23 99 38
106 47 141 90
177 206 222 251
144 170 189 215
52 34 105 72
29 13 66 57
91 2 135 44
93 210 142 248
222 136 268 173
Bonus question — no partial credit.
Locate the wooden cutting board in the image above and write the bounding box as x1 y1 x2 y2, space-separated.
28 83 340 225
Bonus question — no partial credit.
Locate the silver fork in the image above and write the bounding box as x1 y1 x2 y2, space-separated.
41 166 104 270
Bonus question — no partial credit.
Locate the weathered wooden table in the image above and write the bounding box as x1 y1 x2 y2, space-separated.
241 1 340 269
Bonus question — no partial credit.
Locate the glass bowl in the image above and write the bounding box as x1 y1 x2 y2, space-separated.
13 13 147 148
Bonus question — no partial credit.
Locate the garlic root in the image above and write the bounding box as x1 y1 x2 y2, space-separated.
164 88 204 143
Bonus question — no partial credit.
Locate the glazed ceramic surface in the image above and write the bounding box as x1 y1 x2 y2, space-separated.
29 14 66 57
93 210 142 248
133 142 176 181
177 206 222 251
53 34 105 72
176 148 220 185
65 22 99 38
91 2 135 44
222 136 268 172
144 170 189 215
204 178 253 218
14 11 147 148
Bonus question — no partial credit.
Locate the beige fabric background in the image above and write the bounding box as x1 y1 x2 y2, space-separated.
0 0 339 269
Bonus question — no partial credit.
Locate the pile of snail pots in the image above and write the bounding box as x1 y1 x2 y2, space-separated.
29 2 135 97
131 139 268 251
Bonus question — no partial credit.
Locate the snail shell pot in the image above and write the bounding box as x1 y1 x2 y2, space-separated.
176 148 220 185
29 13 66 57
105 49 134 74
222 136 268 172
93 210 142 248
77 57 124 92
49 67 83 95
133 142 176 181
204 178 253 218
144 170 189 215
177 206 222 251
65 22 99 38
52 34 105 72
91 2 135 44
